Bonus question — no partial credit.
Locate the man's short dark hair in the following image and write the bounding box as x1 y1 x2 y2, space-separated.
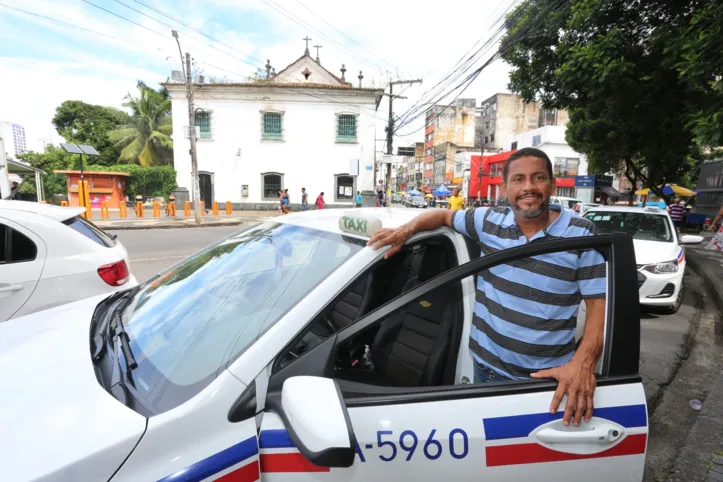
503 147 553 181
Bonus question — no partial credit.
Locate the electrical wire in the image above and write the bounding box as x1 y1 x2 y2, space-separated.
81 0 167 39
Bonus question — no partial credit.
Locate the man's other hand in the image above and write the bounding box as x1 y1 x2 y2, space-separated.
531 359 597 426
367 227 411 259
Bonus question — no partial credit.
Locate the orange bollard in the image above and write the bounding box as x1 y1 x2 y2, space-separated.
225 201 232 215
136 201 144 217
119 203 127 218
61 201 68 207
153 202 161 218
100 202 109 219
168 202 176 217
184 201 191 216
201 201 205 216
212 201 219 216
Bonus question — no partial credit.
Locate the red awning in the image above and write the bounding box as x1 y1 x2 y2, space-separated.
556 178 575 187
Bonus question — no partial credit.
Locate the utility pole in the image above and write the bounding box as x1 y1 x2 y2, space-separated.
384 79 422 191
173 29 201 225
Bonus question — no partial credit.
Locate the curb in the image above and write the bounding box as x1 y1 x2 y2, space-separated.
686 250 723 316
96 218 272 230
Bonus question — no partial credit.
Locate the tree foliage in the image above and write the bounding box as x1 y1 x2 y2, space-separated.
16 146 75 198
85 164 177 199
501 0 720 203
108 84 173 167
52 101 130 166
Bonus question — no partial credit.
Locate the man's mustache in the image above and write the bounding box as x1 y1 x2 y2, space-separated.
516 192 543 201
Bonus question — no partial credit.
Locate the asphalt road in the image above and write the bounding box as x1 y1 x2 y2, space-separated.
112 226 700 409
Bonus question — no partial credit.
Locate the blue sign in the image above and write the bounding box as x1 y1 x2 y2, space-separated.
365 166 373 171
575 175 595 187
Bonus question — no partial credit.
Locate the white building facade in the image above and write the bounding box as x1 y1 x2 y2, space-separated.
166 52 383 209
0 122 27 158
504 125 588 198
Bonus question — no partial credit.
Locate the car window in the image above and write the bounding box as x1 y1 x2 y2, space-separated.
0 223 37 264
119 221 363 413
64 216 116 247
585 211 672 242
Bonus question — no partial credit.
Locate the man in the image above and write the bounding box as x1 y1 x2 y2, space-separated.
355 191 362 208
448 188 465 211
368 147 606 427
668 197 685 232
301 187 308 211
10 181 21 200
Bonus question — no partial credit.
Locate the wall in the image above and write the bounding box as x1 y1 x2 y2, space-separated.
169 84 379 207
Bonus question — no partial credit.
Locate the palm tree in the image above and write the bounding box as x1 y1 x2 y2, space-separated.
109 85 173 166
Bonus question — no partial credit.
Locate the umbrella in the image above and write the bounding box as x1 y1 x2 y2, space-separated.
408 189 421 196
634 184 697 197
433 184 451 196
425 194 433 198
399 191 406 196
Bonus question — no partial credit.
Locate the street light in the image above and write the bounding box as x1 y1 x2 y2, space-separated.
60 143 99 210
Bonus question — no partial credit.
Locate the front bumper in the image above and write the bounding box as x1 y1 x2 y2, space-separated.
637 266 684 307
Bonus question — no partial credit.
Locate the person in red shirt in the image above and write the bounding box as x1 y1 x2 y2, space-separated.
315 192 326 210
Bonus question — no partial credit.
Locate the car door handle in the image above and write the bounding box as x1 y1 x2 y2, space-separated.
0 284 24 293
535 423 623 444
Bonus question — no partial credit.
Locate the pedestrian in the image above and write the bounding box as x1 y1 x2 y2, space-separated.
355 190 362 208
448 188 464 211
278 190 284 215
315 192 326 210
705 205 723 252
301 187 308 211
9 181 21 200
282 189 290 214
668 197 686 232
368 147 606 427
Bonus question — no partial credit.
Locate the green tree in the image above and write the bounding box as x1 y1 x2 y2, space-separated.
500 0 713 203
52 101 130 166
85 164 177 199
16 146 75 198
108 84 173 167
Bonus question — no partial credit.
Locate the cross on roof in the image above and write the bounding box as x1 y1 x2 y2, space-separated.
313 44 322 61
302 36 312 55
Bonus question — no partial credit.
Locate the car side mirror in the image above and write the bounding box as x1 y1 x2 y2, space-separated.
679 234 703 245
279 376 356 468
111 234 118 241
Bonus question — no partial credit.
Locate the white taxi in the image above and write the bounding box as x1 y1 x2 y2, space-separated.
583 206 703 314
0 208 648 481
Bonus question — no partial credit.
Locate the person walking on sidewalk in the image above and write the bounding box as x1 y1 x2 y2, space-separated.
315 192 326 210
668 197 686 232
355 191 362 208
705 205 723 251
301 187 309 211
282 189 290 214
448 188 465 211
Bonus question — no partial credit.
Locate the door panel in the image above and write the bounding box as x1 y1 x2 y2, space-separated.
260 382 647 481
0 220 46 321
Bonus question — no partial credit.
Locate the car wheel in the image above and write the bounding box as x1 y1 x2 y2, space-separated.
664 284 684 315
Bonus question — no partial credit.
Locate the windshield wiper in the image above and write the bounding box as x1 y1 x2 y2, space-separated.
91 287 138 364
110 310 138 372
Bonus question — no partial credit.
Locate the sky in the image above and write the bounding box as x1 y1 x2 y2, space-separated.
0 0 515 153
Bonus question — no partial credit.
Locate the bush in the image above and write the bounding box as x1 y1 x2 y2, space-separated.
85 164 177 199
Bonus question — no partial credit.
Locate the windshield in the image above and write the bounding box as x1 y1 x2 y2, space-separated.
411 196 425 202
119 221 362 413
584 211 673 242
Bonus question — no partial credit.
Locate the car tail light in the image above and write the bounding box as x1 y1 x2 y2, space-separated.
98 260 130 287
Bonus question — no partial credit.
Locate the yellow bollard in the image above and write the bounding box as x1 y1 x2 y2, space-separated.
212 201 219 216
100 202 109 219
168 202 176 217
61 201 68 207
119 203 127 218
136 201 144 218
184 201 191 216
201 201 205 216
225 201 232 215
153 202 161 218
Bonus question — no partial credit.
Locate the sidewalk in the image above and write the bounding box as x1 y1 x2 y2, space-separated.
92 210 277 230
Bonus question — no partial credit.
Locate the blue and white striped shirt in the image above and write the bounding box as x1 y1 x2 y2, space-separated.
452 205 607 379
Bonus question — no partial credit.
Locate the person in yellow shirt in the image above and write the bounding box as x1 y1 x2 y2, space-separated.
448 188 465 211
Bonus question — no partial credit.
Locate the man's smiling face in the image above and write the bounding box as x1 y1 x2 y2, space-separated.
501 155 556 219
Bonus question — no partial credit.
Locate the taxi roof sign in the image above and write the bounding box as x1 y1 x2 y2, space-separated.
339 215 383 237
644 206 661 213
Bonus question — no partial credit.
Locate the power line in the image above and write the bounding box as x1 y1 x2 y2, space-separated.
81 0 168 39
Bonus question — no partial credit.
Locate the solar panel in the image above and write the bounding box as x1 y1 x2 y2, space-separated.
78 145 100 156
60 143 83 154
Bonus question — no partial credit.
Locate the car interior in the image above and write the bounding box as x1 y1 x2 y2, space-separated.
275 235 464 388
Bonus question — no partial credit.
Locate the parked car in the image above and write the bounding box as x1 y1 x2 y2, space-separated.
405 195 427 208
573 202 602 216
0 201 137 322
584 205 703 313
0 209 649 481
391 193 402 204
550 196 582 209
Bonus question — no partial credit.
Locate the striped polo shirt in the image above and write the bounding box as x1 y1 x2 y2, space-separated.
452 205 607 379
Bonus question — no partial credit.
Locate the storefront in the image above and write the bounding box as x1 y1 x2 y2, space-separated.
575 174 621 204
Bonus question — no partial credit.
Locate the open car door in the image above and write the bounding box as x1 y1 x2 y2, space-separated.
236 233 647 481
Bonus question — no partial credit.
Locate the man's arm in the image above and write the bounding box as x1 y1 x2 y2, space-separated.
368 209 455 258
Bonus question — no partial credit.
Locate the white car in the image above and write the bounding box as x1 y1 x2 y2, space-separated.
584 206 703 313
573 202 602 216
550 196 582 210
0 200 138 321
0 208 649 481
